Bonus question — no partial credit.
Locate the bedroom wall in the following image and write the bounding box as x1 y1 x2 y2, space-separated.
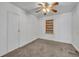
72 3 79 52
39 12 72 44
0 2 40 56
20 14 40 47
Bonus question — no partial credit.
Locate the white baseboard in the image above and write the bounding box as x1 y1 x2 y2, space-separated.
1 38 37 56
19 38 37 47
72 43 79 52
39 38 71 44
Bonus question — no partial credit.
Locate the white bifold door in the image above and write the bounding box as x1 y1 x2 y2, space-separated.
7 11 20 52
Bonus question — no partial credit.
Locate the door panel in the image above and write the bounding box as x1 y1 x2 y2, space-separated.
7 12 20 52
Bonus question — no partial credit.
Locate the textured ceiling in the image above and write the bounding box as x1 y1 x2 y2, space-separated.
11 2 78 18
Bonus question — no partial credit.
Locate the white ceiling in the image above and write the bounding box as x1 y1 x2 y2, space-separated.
11 2 78 18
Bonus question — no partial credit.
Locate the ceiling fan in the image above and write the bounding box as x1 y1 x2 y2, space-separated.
36 2 59 15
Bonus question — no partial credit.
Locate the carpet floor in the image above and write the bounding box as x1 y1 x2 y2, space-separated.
3 39 79 57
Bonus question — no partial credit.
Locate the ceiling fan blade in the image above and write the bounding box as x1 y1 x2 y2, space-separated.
33 7 41 10
51 9 58 13
44 2 49 7
36 9 42 13
51 2 59 8
52 2 59 6
38 3 43 7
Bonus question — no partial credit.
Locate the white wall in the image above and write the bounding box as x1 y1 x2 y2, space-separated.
39 12 72 44
0 2 39 56
72 3 79 51
20 14 40 47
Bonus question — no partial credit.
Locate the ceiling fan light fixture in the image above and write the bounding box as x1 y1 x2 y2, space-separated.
47 8 50 12
42 8 46 13
36 2 59 15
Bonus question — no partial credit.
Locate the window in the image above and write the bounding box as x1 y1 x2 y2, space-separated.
46 20 53 34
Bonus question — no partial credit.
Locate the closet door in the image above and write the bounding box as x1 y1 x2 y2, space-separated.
7 12 20 52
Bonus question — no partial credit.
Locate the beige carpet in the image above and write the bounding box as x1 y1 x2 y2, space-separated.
3 39 79 57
